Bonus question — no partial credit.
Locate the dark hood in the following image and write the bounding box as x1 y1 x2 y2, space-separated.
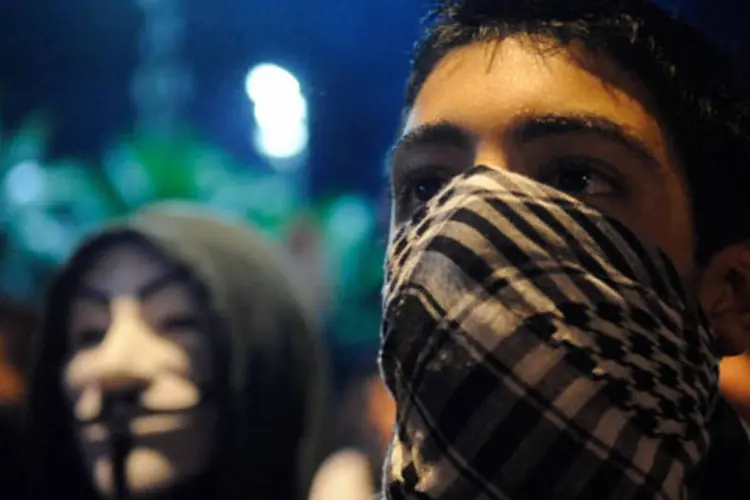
24 203 328 500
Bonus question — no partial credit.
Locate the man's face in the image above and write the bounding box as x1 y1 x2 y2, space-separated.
62 243 216 498
390 37 695 278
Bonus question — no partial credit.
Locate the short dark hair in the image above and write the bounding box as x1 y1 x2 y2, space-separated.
405 0 750 262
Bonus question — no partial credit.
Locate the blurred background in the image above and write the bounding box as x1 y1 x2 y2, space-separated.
0 0 747 437
0 0 435 390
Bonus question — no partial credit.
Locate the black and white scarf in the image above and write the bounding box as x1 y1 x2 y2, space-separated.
379 165 726 500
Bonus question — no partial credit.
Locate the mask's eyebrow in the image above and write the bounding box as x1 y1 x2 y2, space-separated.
510 113 661 169
77 267 191 304
387 121 474 181
136 267 192 300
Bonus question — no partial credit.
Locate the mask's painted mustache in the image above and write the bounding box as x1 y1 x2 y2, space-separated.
75 389 209 428
77 407 198 430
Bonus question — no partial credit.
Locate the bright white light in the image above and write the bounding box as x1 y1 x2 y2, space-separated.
245 63 301 103
252 92 307 129
5 160 45 206
254 123 309 159
245 62 309 160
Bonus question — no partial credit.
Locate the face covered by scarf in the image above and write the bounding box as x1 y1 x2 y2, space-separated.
380 166 720 500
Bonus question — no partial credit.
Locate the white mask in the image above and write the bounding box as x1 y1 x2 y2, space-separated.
62 242 216 498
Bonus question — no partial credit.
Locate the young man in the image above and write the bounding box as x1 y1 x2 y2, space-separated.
380 0 750 498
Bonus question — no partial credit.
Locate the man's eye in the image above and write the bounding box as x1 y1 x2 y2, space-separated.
410 177 447 203
539 158 619 197
391 171 452 223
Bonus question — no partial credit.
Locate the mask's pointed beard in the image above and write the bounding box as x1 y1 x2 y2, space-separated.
102 389 139 500
112 431 132 500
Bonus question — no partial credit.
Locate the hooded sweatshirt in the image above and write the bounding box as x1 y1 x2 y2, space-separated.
24 203 328 500
379 166 749 500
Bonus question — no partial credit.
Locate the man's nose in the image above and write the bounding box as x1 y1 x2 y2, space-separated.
474 142 509 172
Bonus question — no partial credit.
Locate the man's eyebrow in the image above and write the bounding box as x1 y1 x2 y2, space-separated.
387 121 473 171
511 113 660 167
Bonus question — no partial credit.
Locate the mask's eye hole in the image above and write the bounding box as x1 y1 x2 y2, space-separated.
76 329 107 349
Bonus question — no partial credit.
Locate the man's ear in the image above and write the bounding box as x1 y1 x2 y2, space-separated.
697 242 750 355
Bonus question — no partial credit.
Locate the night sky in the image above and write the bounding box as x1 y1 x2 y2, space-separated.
0 0 746 197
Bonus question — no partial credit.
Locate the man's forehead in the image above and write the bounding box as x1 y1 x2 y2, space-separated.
398 37 673 159
428 37 645 100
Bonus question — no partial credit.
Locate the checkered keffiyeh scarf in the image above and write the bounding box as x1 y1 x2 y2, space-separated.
379 166 720 500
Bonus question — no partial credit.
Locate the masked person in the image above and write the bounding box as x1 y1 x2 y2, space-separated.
24 204 327 500
380 1 750 498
